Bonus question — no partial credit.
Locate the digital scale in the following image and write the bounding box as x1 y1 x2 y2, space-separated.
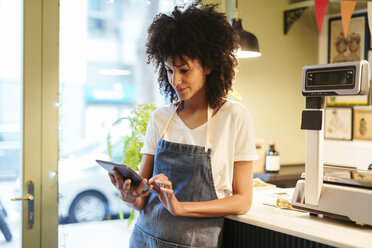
291 60 372 226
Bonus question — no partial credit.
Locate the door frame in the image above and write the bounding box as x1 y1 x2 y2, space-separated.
23 0 59 247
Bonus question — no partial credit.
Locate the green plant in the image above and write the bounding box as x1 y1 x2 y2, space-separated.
106 103 157 225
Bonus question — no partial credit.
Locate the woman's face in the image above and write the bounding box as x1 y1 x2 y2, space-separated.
165 56 210 101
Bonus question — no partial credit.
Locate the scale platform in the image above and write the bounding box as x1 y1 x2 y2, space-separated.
301 165 372 189
292 165 372 226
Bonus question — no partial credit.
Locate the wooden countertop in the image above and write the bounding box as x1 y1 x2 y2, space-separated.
226 188 372 248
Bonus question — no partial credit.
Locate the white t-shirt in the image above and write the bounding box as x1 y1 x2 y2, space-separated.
141 100 258 199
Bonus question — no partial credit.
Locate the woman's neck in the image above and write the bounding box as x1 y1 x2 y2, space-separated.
182 99 207 113
181 88 208 113
176 95 209 130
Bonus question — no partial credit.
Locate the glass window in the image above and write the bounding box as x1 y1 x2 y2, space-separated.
58 1 188 247
0 0 23 246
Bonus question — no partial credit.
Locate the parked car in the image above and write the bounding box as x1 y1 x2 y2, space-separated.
58 141 130 223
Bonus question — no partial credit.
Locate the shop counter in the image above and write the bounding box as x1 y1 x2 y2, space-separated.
222 188 372 248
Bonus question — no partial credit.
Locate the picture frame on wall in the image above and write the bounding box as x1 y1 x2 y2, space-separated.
353 107 372 141
326 94 369 106
328 12 370 63
324 107 353 140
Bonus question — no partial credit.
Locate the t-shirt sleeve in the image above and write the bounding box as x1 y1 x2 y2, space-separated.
140 112 158 155
234 108 259 162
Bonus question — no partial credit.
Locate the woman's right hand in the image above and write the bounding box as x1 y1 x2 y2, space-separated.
108 169 153 204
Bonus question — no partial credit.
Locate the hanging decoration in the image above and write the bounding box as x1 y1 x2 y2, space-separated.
341 1 357 38
285 0 361 35
315 0 330 33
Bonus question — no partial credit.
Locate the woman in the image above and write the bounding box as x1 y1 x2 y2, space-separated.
109 2 258 247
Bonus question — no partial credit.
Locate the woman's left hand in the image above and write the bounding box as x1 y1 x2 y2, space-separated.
149 174 185 216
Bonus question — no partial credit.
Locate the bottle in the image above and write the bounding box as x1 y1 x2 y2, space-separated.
265 141 280 173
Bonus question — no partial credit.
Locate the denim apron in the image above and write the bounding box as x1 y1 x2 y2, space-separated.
129 105 224 248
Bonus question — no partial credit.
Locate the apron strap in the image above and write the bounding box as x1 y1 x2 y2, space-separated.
205 107 212 153
160 103 213 153
160 105 178 140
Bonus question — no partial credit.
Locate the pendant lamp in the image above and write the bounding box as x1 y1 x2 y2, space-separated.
231 0 261 58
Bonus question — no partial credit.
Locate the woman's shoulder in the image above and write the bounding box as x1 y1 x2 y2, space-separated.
150 103 177 119
220 99 251 117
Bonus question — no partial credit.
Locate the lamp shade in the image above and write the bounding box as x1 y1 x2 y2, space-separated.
231 18 261 58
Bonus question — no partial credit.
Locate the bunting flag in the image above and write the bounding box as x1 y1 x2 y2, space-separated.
341 1 356 38
315 0 329 33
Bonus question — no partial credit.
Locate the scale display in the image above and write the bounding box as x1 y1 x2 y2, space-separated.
306 67 355 88
302 61 369 96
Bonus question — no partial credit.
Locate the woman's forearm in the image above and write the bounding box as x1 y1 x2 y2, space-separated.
125 195 150 211
125 154 155 211
125 199 143 211
179 194 252 218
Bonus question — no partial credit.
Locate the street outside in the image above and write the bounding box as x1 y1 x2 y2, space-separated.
0 179 133 248
58 219 133 248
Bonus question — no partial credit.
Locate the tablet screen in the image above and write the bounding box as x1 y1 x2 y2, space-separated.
96 159 144 187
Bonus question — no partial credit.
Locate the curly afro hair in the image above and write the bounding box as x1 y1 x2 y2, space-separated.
146 1 240 109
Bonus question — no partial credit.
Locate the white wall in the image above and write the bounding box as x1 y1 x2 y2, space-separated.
319 10 372 170
225 0 318 164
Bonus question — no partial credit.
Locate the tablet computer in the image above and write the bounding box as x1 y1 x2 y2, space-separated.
96 159 148 190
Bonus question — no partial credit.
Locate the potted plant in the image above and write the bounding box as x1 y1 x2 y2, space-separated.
106 103 156 224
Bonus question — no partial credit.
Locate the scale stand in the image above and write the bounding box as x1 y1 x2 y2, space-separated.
291 97 372 226
301 96 324 205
